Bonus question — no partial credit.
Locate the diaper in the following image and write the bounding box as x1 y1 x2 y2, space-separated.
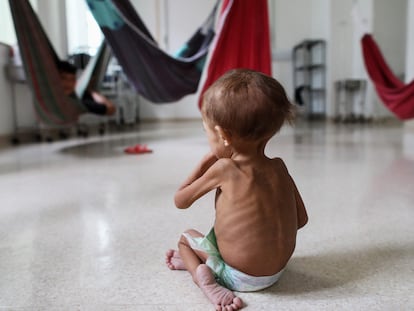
182 228 284 292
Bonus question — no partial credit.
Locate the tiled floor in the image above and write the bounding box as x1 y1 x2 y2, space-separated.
0 120 413 310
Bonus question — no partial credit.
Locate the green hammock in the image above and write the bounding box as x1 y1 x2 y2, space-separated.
8 0 111 125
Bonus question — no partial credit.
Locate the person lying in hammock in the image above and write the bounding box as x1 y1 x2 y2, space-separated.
58 61 116 116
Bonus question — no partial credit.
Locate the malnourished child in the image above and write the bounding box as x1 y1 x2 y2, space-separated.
166 68 308 311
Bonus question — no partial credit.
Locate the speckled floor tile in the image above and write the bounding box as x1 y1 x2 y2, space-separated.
0 120 413 310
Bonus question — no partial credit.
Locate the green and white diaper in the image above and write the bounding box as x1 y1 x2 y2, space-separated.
183 228 284 292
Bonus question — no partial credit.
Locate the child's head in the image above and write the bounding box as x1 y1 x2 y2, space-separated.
57 61 77 95
202 69 295 142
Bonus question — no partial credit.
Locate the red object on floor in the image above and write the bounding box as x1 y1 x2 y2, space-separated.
124 144 153 154
198 0 272 108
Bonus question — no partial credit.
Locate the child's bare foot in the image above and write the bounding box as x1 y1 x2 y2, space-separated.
165 249 186 270
196 264 243 311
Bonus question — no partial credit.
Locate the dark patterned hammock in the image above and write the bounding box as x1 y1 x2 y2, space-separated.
86 0 218 103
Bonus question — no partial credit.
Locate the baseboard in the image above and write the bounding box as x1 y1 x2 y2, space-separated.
404 120 414 131
0 135 11 148
139 117 202 123
326 116 402 125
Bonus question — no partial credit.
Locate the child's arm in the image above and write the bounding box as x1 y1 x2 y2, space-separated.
291 177 308 229
174 153 225 209
177 152 218 191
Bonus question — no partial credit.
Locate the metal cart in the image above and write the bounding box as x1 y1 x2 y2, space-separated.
334 79 368 123
4 63 43 144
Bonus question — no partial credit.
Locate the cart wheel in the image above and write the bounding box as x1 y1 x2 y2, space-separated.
45 136 53 143
59 130 69 139
11 137 20 145
77 129 87 138
35 133 43 142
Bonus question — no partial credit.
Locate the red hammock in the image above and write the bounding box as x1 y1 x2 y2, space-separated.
362 34 414 120
198 0 271 108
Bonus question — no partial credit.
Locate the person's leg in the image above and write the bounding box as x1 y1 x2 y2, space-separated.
104 101 116 116
196 264 243 311
166 229 207 271
171 229 244 311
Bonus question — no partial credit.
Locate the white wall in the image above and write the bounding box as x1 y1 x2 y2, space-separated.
66 0 103 55
407 0 414 82
372 0 407 118
373 0 407 77
405 0 414 129
36 0 68 58
130 0 161 44
0 0 38 45
271 0 313 97
0 44 14 136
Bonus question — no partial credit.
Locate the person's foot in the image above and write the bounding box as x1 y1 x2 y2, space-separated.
165 249 186 270
196 264 243 311
105 103 116 116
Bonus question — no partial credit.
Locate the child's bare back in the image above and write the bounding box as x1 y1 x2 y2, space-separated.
213 156 306 277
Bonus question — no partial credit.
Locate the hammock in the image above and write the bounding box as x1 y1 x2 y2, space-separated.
8 0 111 125
86 0 217 103
198 0 272 108
361 34 414 120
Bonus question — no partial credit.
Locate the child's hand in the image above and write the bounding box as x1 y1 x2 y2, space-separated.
175 152 222 209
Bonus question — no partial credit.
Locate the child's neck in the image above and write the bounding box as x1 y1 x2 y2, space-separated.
229 138 268 162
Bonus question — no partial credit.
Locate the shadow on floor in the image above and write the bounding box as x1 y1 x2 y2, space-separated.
59 137 145 158
267 244 413 295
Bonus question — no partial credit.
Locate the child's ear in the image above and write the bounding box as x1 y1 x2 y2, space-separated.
214 125 231 146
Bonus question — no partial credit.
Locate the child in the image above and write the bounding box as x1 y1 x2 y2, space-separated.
166 69 308 311
57 61 116 116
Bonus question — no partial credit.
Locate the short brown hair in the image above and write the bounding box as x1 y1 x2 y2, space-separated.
202 68 295 140
57 60 77 74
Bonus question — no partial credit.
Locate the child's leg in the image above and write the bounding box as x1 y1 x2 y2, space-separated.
166 229 207 271
177 229 209 279
177 229 244 311
196 264 243 311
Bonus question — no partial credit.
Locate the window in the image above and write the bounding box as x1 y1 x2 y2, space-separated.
66 0 103 55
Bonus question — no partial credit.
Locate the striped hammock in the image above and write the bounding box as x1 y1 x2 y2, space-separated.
8 0 111 125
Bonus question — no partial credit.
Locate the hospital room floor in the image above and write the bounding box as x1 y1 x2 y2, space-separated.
0 119 413 311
